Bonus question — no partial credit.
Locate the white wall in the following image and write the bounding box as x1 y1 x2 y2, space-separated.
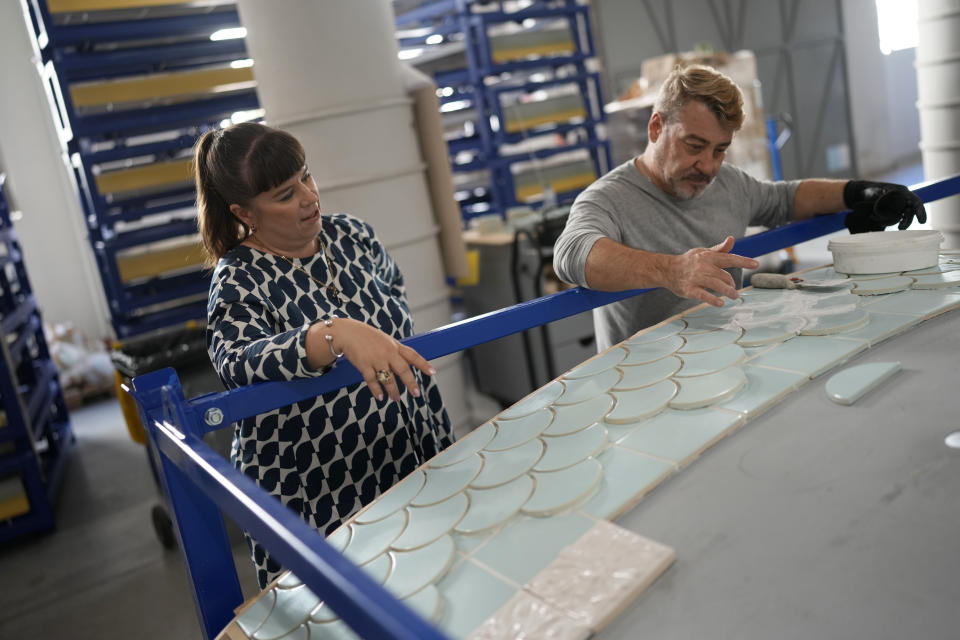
0 1 111 340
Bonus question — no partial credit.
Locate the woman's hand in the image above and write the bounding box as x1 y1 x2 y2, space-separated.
306 317 434 402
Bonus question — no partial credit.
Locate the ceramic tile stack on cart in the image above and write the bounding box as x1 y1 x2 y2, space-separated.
0 175 73 544
22 0 259 337
393 0 612 224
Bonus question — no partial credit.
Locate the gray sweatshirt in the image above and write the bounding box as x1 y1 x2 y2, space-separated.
553 159 801 351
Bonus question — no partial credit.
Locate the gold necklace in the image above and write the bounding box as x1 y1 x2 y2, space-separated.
254 236 343 304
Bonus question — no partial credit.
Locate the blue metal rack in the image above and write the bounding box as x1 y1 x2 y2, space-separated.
0 174 74 544
22 1 260 338
395 0 612 224
128 173 960 639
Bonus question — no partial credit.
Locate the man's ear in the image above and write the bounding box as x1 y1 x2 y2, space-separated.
648 112 664 143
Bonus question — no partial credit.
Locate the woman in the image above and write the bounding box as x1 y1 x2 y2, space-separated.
195 122 453 588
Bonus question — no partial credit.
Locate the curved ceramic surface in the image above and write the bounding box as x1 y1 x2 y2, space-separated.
384 534 456 599
563 347 627 379
412 454 483 506
624 320 685 345
487 409 552 451
670 367 747 409
620 335 684 365
545 394 615 436
614 355 682 390
354 469 425 524
607 379 678 424
456 475 535 534
535 422 608 472
675 343 746 377
391 492 469 551
678 328 742 353
427 422 496 469
799 308 869 335
850 275 915 295
471 439 544 489
523 458 604 516
556 368 621 405
498 381 564 419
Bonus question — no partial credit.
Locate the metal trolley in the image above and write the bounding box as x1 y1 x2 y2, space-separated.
128 174 960 640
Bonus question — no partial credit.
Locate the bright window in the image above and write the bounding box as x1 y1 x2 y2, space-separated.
876 0 918 55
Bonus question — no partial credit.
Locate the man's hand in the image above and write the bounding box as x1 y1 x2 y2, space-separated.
843 180 926 233
658 236 759 306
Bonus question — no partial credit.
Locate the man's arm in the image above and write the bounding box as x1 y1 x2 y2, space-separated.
584 235 759 307
792 178 926 231
792 179 847 220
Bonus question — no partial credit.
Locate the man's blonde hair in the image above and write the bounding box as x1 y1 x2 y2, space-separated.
654 64 745 131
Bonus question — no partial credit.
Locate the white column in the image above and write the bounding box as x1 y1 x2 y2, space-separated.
235 0 469 430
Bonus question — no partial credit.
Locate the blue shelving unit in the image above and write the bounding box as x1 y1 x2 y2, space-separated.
394 0 612 224
22 1 260 338
0 174 74 544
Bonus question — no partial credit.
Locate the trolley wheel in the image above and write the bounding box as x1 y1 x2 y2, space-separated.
151 504 177 550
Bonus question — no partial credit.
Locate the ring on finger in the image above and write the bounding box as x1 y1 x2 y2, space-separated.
376 369 392 384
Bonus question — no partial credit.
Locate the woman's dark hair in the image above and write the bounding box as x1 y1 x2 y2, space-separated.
193 122 306 265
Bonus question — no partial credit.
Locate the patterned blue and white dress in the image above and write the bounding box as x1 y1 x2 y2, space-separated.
207 213 454 588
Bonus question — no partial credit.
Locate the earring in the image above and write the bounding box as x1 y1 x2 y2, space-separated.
249 223 257 234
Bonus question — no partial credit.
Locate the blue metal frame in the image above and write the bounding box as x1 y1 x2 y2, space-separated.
128 173 960 640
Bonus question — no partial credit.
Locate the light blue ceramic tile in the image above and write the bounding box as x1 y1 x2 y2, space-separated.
456 475 535 535
615 355 681 389
911 270 960 289
905 263 960 275
263 624 309 640
535 422 608 471
354 470 425 524
678 313 732 334
436 559 516 639
253 585 318 640
487 409 552 451
277 572 304 589
683 297 742 316
851 275 914 295
499 381 564 419
736 318 804 347
342 510 406 567
327 526 351 553
675 343 745 377
556 368 621 405
523 458 603 516
620 335 684 364
412 454 483 506
427 422 495 469
236 589 276 636
718 365 807 417
741 342 779 361
607 379 677 424
453 531 492 554
384 534 457 599
391 492 468 551
563 346 627 379
825 361 901 405
799 307 869 335
546 394 614 435
838 310 921 346
618 408 742 465
856 288 960 317
472 439 543 489
362 553 392 584
624 319 685 344
678 328 742 352
670 366 747 409
402 584 442 623
472 512 594 586
801 290 860 310
601 417 647 444
747 335 869 378
796 266 847 280
580 445 676 520
307 619 363 639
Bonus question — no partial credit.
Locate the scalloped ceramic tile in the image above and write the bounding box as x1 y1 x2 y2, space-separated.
362 553 393 584
614 355 681 390
795 266 847 280
580 445 676 519
535 423 608 472
456 474 535 535
412 454 484 506
562 347 627 379
910 271 960 289
390 492 469 551
850 275 915 295
747 335 868 378
683 297 742 317
677 328 742 352
327 525 351 553
276 572 303 589
383 534 457 599
354 470 425 524
545 394 615 436
525 521 676 632
607 379 678 424
404 584 443 623
471 512 594 585
620 334 684 364
799 307 869 335
736 317 805 347
905 262 960 275
618 408 742 465
523 457 604 516
624 320 685 344
427 422 495 469
836 310 921 345
718 365 807 417
341 510 407 567
838 270 901 280
825 361 901 405
467 590 591 640
472 439 544 489
487 409 552 451
680 313 732 334
236 589 276 637
556 368 621 405
670 366 747 409
802 290 861 310
857 288 960 318
498 381 563 419
675 343 745 377
254 622 308 640
305 620 356 638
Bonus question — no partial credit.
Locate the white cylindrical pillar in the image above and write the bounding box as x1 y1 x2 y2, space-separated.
235 0 469 430
917 0 960 247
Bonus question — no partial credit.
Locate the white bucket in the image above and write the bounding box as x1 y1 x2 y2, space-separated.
828 230 944 274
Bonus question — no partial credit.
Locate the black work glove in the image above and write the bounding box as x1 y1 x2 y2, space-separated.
843 180 926 234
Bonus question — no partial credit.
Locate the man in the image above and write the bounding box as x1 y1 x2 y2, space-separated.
553 64 926 351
